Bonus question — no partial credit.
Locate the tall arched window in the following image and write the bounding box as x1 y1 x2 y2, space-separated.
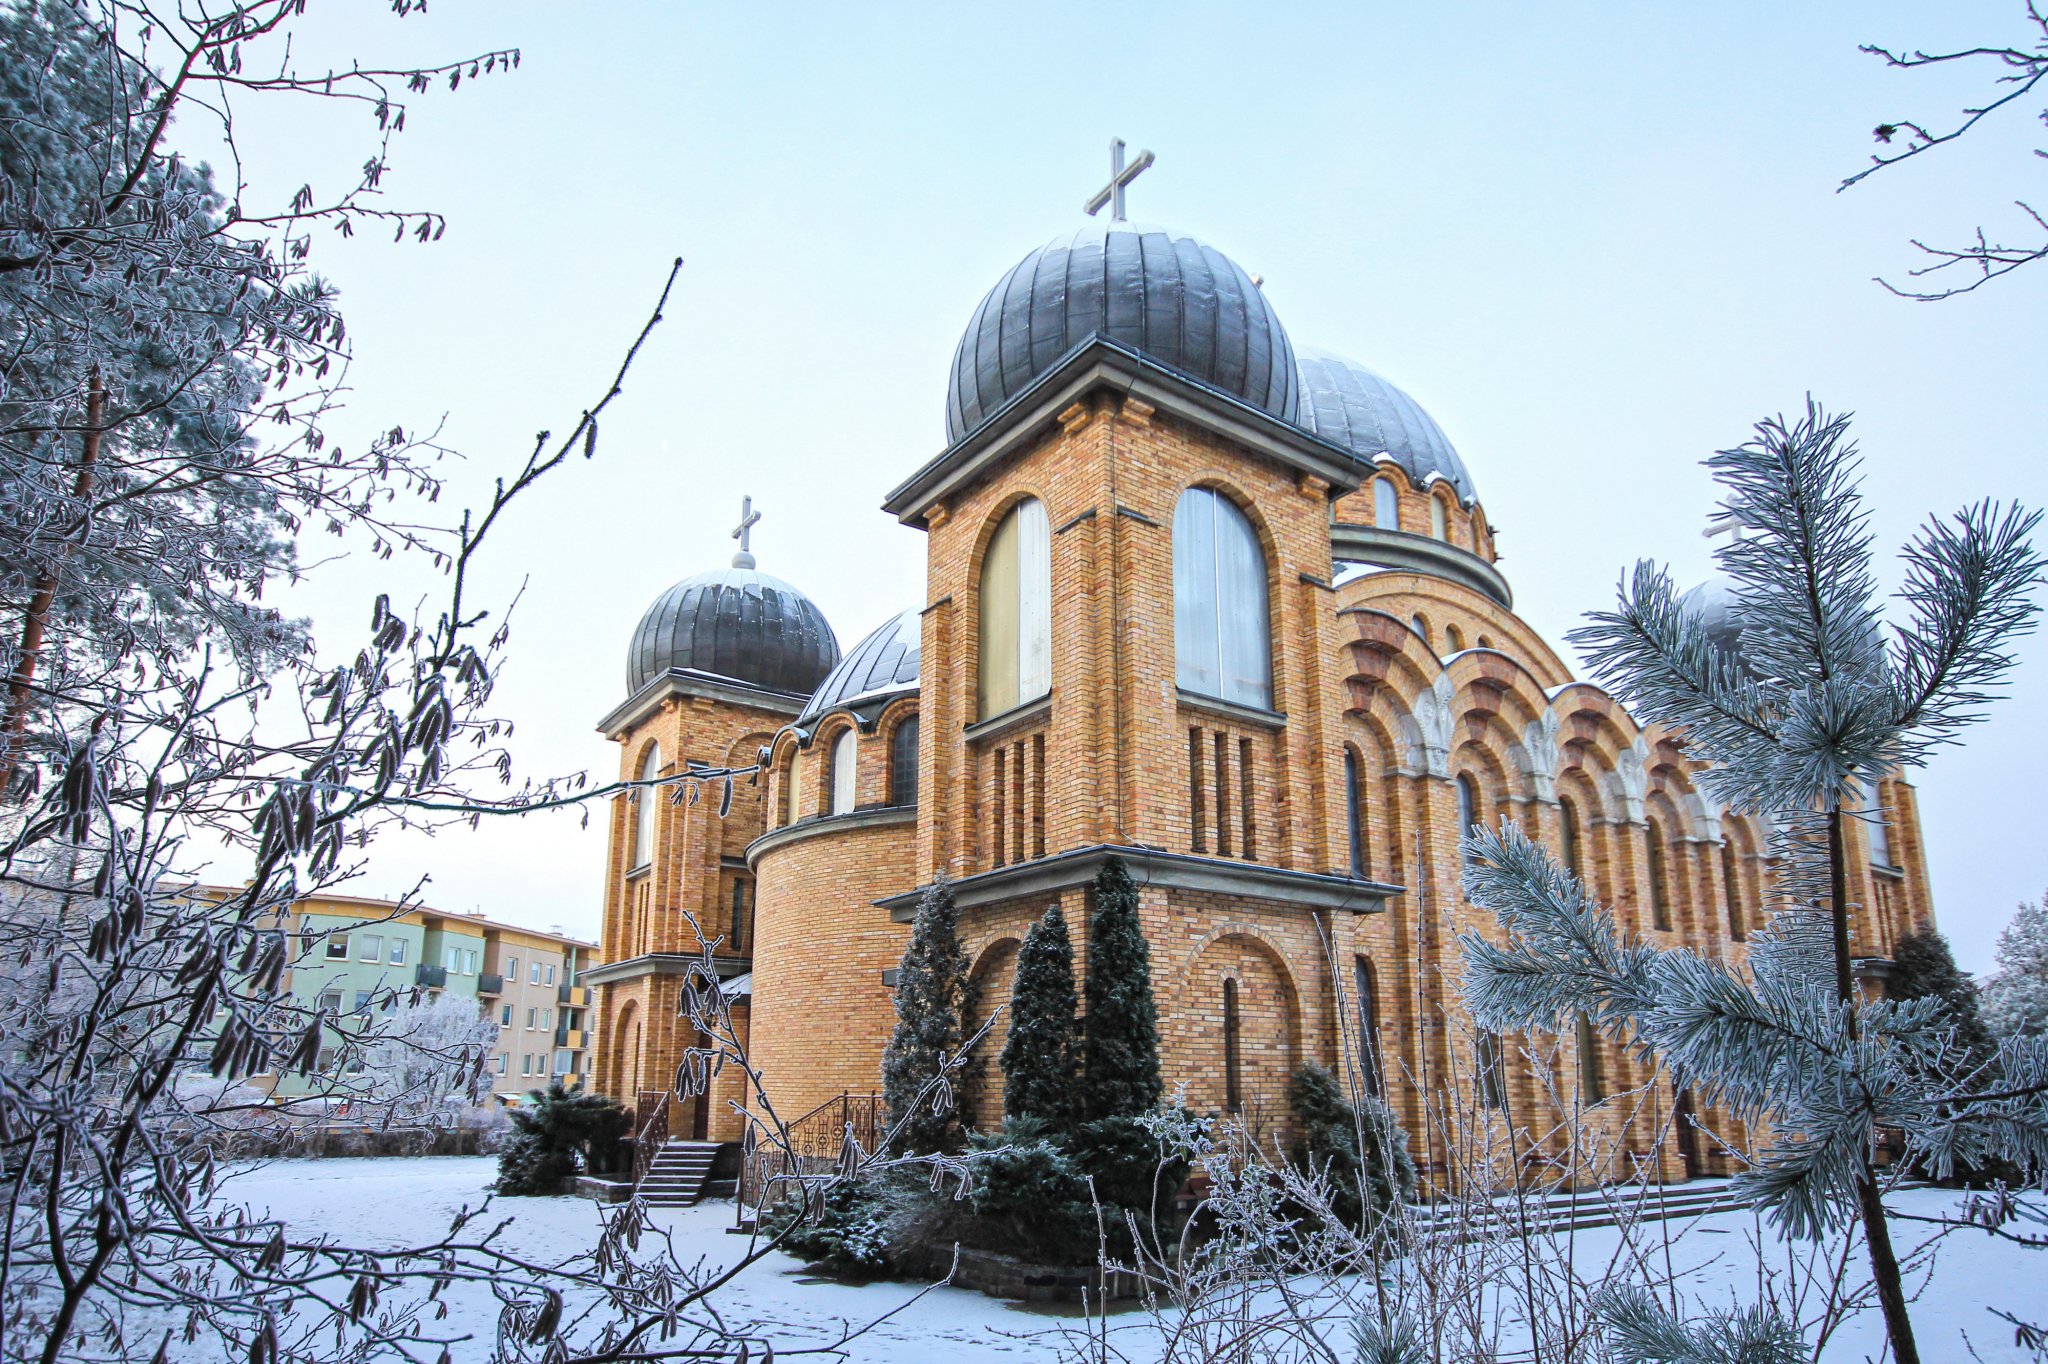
1223 978 1244 1113
1430 494 1449 541
889 715 920 807
1646 819 1672 931
1373 477 1398 529
1354 957 1382 1095
1475 1031 1507 1109
1576 1012 1605 1102
1720 839 1746 941
730 877 752 953
1344 747 1366 876
1174 487 1272 709
827 727 857 816
631 744 660 870
1559 797 1583 879
978 498 1051 719
1862 780 1893 868
1456 772 1483 864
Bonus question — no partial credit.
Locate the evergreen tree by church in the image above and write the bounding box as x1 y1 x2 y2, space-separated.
1080 856 1161 1121
1001 904 1079 1131
1889 928 1997 1064
881 874 976 1154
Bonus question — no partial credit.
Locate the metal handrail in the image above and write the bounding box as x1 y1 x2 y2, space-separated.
630 1089 670 1186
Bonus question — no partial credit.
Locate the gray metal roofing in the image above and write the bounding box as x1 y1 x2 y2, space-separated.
945 221 1299 444
1295 347 1477 507
798 607 921 726
626 566 840 697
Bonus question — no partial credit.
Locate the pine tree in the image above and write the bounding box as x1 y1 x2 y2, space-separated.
1080 856 1162 1121
1460 403 2048 1364
1287 1063 1416 1233
1889 928 1996 1063
1002 904 1079 1131
881 873 974 1154
1983 894 2048 1039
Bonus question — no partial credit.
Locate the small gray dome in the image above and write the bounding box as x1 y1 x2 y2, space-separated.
1680 579 1745 662
1296 348 1477 507
798 608 921 726
627 567 839 696
946 221 1299 443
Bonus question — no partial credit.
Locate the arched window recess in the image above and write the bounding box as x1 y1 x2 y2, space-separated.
978 499 1052 720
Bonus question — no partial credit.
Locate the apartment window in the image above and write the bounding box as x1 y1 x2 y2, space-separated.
357 933 383 963
353 991 372 1015
977 497 1052 719
505 955 518 980
500 1005 513 1026
495 1054 507 1075
1173 486 1272 709
465 949 478 974
530 962 542 986
326 934 349 960
319 990 343 1017
526 1007 537 1030
389 938 408 966
554 1052 571 1076
521 1055 532 1076
544 964 555 986
541 1008 552 1030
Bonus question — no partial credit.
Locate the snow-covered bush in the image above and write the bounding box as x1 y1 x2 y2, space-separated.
1984 894 2048 1039
358 991 500 1124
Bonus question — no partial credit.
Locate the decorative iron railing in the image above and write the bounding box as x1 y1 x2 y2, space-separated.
630 1088 670 1186
738 1091 883 1211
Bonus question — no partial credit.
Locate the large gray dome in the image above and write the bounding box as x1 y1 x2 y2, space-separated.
1296 348 1477 507
945 221 1299 443
797 608 921 727
627 566 839 697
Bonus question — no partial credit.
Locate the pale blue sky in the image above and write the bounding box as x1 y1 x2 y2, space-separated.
204 2 2045 970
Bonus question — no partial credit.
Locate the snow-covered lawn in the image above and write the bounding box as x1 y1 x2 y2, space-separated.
221 1157 2044 1362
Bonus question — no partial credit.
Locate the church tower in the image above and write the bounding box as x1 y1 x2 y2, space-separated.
584 514 839 1142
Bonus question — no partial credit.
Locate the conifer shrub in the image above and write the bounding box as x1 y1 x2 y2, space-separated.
1286 1064 1416 1233
762 1178 905 1278
1889 928 1997 1063
494 1081 629 1195
882 874 977 1155
1002 904 1079 1133
1080 857 1162 1122
955 1119 1097 1264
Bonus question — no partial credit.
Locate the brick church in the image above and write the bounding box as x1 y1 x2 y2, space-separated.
584 159 1935 1185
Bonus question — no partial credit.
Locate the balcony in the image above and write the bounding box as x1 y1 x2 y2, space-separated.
557 983 590 1008
476 972 505 996
554 1027 588 1051
414 963 448 989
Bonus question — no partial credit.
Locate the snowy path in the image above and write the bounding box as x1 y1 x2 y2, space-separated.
220 1157 2045 1362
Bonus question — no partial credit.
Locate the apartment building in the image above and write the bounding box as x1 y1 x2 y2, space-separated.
478 921 601 1094
234 890 600 1099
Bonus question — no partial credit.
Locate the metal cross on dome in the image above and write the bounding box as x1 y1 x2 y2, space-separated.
731 495 761 568
1084 138 1155 222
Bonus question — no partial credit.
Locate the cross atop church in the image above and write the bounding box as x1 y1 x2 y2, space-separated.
731 495 761 569
1084 138 1155 223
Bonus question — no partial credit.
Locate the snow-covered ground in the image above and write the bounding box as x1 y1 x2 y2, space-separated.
221 1157 2044 1362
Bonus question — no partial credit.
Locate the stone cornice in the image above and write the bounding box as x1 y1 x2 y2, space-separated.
1330 523 1514 609
597 668 809 739
744 804 918 870
882 338 1363 526
579 953 748 987
877 844 1401 921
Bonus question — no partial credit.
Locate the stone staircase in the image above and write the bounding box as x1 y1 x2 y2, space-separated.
1410 1179 1742 1241
636 1140 729 1207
